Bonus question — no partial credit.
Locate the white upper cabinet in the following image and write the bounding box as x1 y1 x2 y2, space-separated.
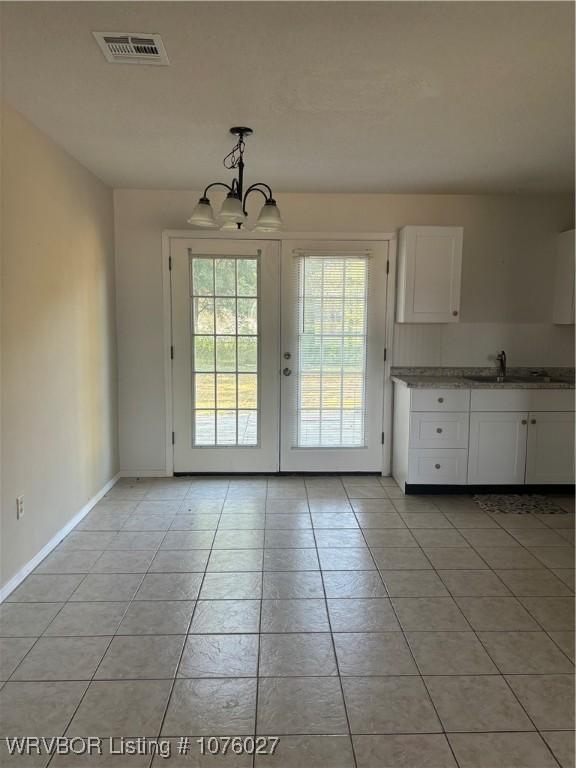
396 226 463 323
553 229 575 325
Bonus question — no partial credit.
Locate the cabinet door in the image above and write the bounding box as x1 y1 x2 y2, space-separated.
396 226 463 323
526 412 575 484
468 412 528 484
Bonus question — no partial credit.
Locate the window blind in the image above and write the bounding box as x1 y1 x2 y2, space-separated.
294 251 370 448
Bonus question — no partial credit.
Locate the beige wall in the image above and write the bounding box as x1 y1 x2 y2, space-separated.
114 188 573 475
1 103 118 590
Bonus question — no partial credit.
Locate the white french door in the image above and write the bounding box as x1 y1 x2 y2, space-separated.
171 239 280 472
170 237 387 473
279 240 388 472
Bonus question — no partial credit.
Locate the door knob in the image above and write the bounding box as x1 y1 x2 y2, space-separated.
283 368 292 376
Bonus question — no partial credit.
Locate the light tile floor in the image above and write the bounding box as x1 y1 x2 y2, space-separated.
0 476 574 767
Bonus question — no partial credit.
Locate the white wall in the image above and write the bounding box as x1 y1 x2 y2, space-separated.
114 188 574 474
1 104 118 590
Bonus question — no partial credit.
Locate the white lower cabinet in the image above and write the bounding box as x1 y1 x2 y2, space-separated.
468 412 528 484
393 381 574 490
526 412 575 484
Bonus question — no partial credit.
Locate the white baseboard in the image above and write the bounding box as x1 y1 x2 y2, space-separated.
119 470 170 478
0 472 121 603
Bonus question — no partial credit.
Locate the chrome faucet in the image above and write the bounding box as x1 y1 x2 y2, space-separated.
496 350 507 382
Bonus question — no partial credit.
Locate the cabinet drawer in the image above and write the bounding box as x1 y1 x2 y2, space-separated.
410 388 470 413
470 389 574 412
409 412 469 449
407 449 468 484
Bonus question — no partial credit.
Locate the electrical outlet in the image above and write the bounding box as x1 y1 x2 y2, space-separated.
16 495 24 520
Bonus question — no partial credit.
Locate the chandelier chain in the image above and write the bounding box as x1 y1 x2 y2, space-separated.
222 136 246 171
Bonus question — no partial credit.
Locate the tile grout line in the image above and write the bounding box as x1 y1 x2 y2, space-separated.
154 479 229 748
376 484 571 763
251 481 268 768
309 477 359 768
42 480 208 766
388 488 573 755
352 480 464 768
41 482 190 765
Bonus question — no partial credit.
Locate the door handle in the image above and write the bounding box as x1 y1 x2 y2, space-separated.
283 368 292 376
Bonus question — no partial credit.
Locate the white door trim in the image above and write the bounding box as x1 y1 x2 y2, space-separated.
162 230 396 475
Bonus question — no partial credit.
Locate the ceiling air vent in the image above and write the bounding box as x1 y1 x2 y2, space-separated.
93 32 169 65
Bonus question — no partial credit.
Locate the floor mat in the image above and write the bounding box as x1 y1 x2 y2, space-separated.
473 494 567 515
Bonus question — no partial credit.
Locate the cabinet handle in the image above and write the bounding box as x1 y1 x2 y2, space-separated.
521 419 527 425
531 419 537 425
436 428 443 433
452 310 459 316
438 397 444 403
434 463 441 469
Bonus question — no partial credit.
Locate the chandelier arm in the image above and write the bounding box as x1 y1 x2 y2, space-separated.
244 182 273 199
242 186 270 215
202 181 235 199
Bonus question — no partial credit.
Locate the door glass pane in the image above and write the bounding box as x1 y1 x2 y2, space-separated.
297 256 368 447
217 410 237 444
237 259 258 296
195 374 215 409
216 374 236 409
237 299 258 334
192 259 214 296
238 374 257 409
195 411 215 445
215 298 236 334
215 258 236 295
191 255 259 446
238 337 257 372
238 410 258 445
193 298 215 334
216 336 236 372
194 336 215 372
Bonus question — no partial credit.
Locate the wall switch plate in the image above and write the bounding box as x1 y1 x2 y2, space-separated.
16 495 24 520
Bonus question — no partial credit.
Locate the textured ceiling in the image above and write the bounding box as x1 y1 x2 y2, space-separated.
2 2 574 193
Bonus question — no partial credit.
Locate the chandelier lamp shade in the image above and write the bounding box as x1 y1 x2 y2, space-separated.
187 127 283 232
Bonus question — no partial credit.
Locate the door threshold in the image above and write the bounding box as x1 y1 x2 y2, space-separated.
174 471 384 477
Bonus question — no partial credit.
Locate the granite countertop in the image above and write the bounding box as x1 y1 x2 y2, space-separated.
391 367 576 390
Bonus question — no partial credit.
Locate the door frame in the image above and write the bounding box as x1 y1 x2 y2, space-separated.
162 230 397 476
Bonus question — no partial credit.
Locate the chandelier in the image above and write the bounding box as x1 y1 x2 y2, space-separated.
187 127 283 232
